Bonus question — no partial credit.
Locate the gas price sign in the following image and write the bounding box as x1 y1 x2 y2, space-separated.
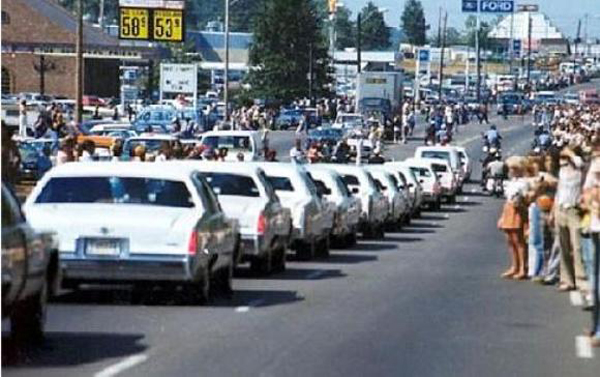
118 0 185 42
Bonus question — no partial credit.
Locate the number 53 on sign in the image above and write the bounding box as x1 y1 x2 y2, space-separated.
153 10 183 41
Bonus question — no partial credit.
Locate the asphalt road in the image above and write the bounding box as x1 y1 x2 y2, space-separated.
4 82 600 376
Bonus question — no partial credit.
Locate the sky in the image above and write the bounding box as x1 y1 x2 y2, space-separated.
343 0 600 40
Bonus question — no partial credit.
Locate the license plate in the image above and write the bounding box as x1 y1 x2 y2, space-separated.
86 239 121 256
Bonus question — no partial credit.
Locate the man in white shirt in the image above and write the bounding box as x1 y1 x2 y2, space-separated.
555 147 586 291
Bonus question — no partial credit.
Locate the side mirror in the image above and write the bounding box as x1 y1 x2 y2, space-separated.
419 179 424 184
408 183 414 188
351 187 359 194
437 173 443 179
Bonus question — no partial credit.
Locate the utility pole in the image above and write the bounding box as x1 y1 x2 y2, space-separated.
308 42 313 103
75 0 83 124
437 7 442 47
438 11 447 101
98 0 105 29
526 12 532 88
357 13 362 73
508 8 514 76
573 18 581 83
475 6 481 103
224 0 230 122
38 55 46 95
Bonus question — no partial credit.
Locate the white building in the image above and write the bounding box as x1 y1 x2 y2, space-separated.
489 10 568 55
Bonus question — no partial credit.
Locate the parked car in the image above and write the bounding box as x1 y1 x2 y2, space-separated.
383 162 424 219
15 138 56 181
186 161 291 274
409 157 457 204
23 162 239 303
326 164 388 239
275 109 303 130
401 159 442 210
2 184 60 343
122 135 179 161
455 146 473 182
414 146 464 188
132 106 205 133
367 167 410 230
199 130 263 162
257 162 328 260
306 166 361 248
332 113 364 131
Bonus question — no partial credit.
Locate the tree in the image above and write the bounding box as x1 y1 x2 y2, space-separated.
465 15 492 49
247 0 331 102
334 6 356 49
400 0 427 46
444 27 464 46
359 2 390 51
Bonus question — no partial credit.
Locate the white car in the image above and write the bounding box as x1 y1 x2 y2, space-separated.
306 166 362 247
332 113 364 131
200 130 263 162
256 162 328 260
383 162 424 218
327 164 388 239
367 167 410 230
122 135 179 160
454 146 472 182
23 162 239 304
401 159 442 210
414 146 464 187
408 157 457 203
182 161 292 274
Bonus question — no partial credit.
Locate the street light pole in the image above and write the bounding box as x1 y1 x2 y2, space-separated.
224 0 230 123
438 11 447 101
357 13 362 73
75 0 83 124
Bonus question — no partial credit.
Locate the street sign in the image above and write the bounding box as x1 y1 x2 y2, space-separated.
462 0 478 13
512 39 521 57
517 4 539 12
160 64 198 93
118 0 185 42
480 0 514 13
418 49 430 63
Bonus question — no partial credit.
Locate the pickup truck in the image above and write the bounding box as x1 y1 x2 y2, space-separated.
2 184 60 343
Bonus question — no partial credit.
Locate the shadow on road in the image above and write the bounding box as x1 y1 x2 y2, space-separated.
356 242 398 252
211 289 304 308
314 253 378 264
418 214 449 221
376 236 424 243
235 267 346 280
406 222 444 229
2 331 147 368
456 200 482 207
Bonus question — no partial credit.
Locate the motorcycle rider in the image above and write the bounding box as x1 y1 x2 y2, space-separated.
484 124 502 149
486 154 506 193
481 147 502 190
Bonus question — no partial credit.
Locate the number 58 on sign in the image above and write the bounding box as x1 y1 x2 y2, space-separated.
119 8 149 39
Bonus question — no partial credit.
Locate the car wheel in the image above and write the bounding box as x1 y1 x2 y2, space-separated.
376 224 386 239
250 252 272 275
296 239 315 261
316 237 330 258
11 279 48 344
187 264 211 305
273 246 287 272
448 195 456 204
216 260 234 297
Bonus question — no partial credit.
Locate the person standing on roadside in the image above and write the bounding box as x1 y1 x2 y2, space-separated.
1 123 21 189
18 99 28 137
555 146 586 292
497 156 529 279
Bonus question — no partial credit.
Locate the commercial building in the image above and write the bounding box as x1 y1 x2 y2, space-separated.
1 0 154 98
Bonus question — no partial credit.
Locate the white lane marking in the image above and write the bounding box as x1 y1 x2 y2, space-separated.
570 291 583 307
471 188 478 194
95 354 149 377
464 197 470 202
307 270 326 280
575 336 594 359
235 299 265 313
444 214 450 219
454 205 461 210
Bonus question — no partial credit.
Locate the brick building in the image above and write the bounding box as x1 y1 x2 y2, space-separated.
1 0 154 98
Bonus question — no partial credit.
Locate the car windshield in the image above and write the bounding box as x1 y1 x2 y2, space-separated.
431 164 448 173
202 136 252 152
35 177 194 208
411 167 432 178
421 151 450 163
199 173 260 197
342 174 359 187
125 139 171 153
266 176 294 192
